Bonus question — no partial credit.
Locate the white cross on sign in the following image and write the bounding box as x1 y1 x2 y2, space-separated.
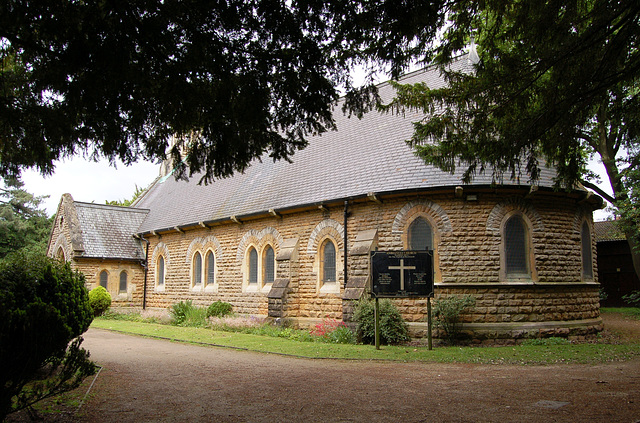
388 259 416 291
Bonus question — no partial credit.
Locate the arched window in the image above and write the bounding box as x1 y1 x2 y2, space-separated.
193 252 202 286
248 247 258 285
263 246 275 285
321 239 336 283
55 247 65 261
119 271 127 293
581 221 593 279
409 217 433 250
504 214 529 277
206 251 215 285
157 256 165 286
99 270 108 289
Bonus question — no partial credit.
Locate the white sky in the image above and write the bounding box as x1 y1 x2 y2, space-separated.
21 153 614 221
22 157 160 217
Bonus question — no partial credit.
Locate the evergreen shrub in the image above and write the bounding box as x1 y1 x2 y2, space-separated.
88 286 111 316
353 298 409 345
0 252 95 419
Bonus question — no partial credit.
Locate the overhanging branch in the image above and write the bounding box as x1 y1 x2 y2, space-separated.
581 179 616 204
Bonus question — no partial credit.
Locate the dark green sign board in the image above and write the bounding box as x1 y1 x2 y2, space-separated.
371 250 434 297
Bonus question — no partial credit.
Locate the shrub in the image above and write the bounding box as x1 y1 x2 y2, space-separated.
181 306 208 327
353 298 409 345
170 300 195 325
622 291 640 307
0 252 95 420
599 287 609 302
88 286 112 316
433 295 476 344
206 301 233 318
170 300 208 327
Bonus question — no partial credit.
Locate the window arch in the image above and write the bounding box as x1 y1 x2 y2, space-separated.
192 252 203 287
248 247 258 285
206 251 215 286
157 255 165 287
263 245 275 285
402 212 441 283
503 214 530 278
119 271 128 293
55 247 66 261
408 217 433 251
321 239 336 283
581 221 593 279
99 270 108 289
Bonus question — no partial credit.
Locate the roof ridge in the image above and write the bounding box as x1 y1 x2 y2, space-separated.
73 201 150 213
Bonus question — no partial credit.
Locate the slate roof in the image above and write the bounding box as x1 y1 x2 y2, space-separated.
594 220 625 242
74 202 149 260
135 56 559 234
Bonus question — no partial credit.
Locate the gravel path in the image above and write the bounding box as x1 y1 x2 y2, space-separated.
72 328 640 422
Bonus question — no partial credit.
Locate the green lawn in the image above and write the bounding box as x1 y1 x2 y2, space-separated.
91 312 640 365
601 307 640 319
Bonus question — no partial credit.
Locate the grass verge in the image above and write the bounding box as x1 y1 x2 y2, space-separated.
601 307 640 319
91 316 640 365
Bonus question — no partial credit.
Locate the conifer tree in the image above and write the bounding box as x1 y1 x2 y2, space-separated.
1 0 445 183
383 0 640 279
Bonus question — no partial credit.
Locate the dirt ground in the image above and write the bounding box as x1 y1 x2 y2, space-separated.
8 313 640 423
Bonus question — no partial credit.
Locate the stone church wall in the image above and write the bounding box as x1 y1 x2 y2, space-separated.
136 189 600 339
73 260 146 305
46 198 146 305
49 188 600 339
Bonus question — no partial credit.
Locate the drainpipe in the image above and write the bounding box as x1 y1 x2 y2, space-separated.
138 235 150 310
344 200 348 289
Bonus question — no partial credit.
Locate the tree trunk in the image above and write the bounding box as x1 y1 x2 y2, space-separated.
594 111 640 283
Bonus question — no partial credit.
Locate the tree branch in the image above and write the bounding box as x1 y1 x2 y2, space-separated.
581 179 616 204
619 155 640 178
576 130 599 151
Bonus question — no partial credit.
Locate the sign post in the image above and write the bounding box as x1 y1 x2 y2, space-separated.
375 297 380 350
371 250 434 350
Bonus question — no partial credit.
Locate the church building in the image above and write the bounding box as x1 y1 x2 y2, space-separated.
47 57 603 341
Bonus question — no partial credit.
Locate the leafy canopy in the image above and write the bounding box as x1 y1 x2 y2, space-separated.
383 0 639 191
381 0 640 277
1 0 446 183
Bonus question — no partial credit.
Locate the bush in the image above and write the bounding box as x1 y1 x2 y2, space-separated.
599 287 609 302
206 301 233 318
433 295 476 344
88 286 112 316
622 291 640 307
0 252 95 420
170 300 207 327
353 298 409 345
170 300 194 325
